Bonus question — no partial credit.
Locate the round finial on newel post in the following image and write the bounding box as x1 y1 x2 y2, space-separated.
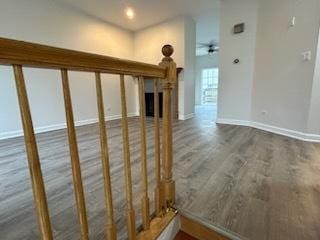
162 44 174 61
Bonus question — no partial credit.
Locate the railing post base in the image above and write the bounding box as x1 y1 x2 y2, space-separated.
127 209 137 240
155 185 164 216
141 196 150 230
161 180 176 209
106 223 117 240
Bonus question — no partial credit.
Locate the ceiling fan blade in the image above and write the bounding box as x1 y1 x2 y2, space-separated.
208 51 218 55
197 43 210 47
197 46 209 49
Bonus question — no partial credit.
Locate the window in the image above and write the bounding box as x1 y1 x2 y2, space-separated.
201 68 219 105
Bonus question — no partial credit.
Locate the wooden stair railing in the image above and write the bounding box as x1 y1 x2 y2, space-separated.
0 38 177 240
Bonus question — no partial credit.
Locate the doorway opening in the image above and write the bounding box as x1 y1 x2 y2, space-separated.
201 68 219 105
194 66 219 121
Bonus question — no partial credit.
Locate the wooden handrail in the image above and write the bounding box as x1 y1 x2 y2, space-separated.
0 37 166 78
3 38 178 240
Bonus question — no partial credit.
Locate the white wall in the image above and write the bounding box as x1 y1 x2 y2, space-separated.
218 0 320 141
217 0 258 122
183 17 197 119
133 17 185 67
134 17 185 117
195 54 219 105
0 2 196 139
252 0 320 133
134 16 196 120
307 29 320 135
0 0 137 139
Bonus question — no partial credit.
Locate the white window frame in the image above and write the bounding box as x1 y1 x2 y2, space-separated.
201 68 219 105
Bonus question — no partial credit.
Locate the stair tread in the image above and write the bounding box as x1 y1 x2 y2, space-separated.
174 231 198 240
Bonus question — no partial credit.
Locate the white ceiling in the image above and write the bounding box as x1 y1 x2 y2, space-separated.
196 5 220 56
55 0 220 56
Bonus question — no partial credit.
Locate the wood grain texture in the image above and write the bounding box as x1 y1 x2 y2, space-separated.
176 106 320 240
174 231 198 240
0 37 166 78
159 52 177 208
1 106 320 240
1 41 174 240
173 68 183 120
120 75 136 240
153 79 162 216
138 76 150 230
137 211 176 240
180 215 228 240
61 69 89 240
13 65 53 240
95 72 117 240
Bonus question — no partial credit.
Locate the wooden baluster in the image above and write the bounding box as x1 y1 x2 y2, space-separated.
159 45 177 209
120 74 136 240
13 65 53 240
61 69 89 240
154 79 162 216
95 72 117 240
138 76 150 230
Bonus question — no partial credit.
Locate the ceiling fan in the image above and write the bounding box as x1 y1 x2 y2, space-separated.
197 40 219 55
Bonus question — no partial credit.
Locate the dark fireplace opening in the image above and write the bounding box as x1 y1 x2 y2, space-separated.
145 92 163 117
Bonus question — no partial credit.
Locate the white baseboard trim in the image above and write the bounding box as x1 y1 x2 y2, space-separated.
216 118 320 142
179 209 245 240
216 118 251 127
179 113 195 121
0 112 138 141
157 214 180 240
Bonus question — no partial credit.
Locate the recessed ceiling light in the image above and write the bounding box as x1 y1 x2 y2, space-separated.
125 7 135 20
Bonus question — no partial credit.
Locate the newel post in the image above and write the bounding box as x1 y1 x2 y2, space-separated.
159 45 177 208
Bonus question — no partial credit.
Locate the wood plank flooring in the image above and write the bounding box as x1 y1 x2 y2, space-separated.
174 231 198 240
179 214 229 240
1 105 320 240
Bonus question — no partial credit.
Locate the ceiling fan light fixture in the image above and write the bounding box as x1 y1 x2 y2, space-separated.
197 40 219 55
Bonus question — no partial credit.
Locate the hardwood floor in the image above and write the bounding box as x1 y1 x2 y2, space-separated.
1 105 320 240
174 231 198 240
179 214 229 240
